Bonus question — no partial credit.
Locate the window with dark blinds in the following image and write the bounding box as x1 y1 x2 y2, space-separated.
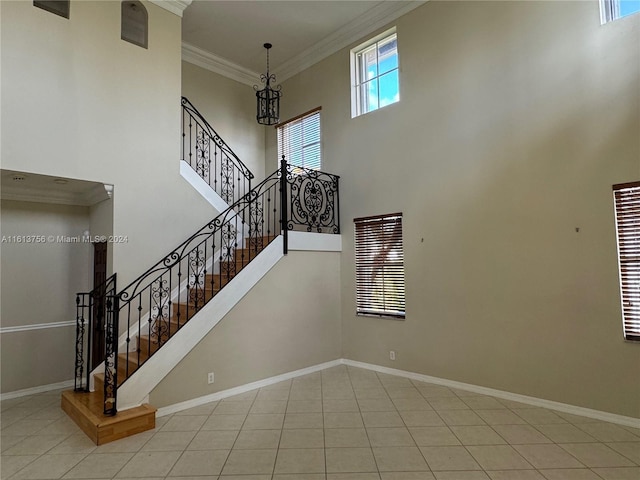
354 213 405 319
277 108 321 171
613 182 640 341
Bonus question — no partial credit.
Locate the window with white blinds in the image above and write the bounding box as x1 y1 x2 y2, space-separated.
277 108 321 171
613 182 640 341
354 213 405 319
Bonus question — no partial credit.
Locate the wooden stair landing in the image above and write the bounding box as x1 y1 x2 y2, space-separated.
61 390 156 445
60 236 276 444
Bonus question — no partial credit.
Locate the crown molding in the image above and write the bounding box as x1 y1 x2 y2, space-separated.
276 0 426 82
181 1 426 86
149 0 192 18
1 184 112 207
182 42 260 87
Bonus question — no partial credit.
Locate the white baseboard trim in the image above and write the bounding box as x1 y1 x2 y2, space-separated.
118 238 286 410
156 359 342 417
341 359 640 429
149 358 640 428
0 379 74 401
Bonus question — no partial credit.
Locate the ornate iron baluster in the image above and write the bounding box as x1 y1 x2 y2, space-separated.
196 130 210 181
74 274 117 393
188 247 206 307
102 149 340 417
280 156 288 254
104 295 119 416
150 277 170 346
181 97 254 205
74 294 86 391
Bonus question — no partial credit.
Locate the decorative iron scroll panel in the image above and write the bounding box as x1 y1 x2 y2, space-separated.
286 163 340 234
181 97 254 205
74 274 117 393
100 154 340 414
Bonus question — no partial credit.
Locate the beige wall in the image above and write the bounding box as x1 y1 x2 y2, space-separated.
150 251 341 407
268 1 640 417
89 197 114 276
182 62 266 181
0 200 91 392
3 0 638 419
0 1 215 288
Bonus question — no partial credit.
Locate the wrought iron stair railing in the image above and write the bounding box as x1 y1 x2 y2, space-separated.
74 273 117 392
96 159 339 415
181 97 254 205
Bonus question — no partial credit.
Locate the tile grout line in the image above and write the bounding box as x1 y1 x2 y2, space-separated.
321 368 328 480
270 377 292 478
215 386 260 477
347 366 381 479
2 369 639 479
447 387 536 475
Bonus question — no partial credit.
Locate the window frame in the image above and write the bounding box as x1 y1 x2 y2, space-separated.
600 0 640 24
350 27 400 118
276 107 322 171
121 0 148 49
613 181 640 342
354 212 406 319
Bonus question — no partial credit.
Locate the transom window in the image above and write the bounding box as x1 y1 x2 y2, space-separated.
600 0 640 23
277 108 322 171
354 213 405 319
613 182 640 341
33 0 70 18
351 28 399 117
121 1 148 49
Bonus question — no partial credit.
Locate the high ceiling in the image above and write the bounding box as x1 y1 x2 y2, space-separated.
182 0 422 81
0 170 111 206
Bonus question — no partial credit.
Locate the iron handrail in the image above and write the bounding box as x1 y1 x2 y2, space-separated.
116 170 280 302
181 96 254 181
100 152 340 415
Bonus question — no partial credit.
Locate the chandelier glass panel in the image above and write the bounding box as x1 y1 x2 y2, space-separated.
255 43 281 125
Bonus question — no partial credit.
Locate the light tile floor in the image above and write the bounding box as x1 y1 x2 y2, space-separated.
1 365 639 480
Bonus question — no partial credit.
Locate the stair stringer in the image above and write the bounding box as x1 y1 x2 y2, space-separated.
116 235 285 410
180 160 238 215
88 226 246 391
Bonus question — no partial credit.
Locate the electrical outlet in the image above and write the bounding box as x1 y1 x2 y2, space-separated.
207 372 215 384
389 350 396 361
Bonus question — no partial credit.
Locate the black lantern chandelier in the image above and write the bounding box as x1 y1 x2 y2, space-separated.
255 43 281 125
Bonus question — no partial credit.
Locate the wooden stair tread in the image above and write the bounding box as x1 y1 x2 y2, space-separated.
61 390 156 445
189 284 221 291
66 236 277 443
174 301 206 307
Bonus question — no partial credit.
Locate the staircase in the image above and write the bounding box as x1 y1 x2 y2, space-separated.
63 98 340 444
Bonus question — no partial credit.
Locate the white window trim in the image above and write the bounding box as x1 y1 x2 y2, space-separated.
600 0 640 24
276 107 322 171
354 212 406 319
350 27 399 118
